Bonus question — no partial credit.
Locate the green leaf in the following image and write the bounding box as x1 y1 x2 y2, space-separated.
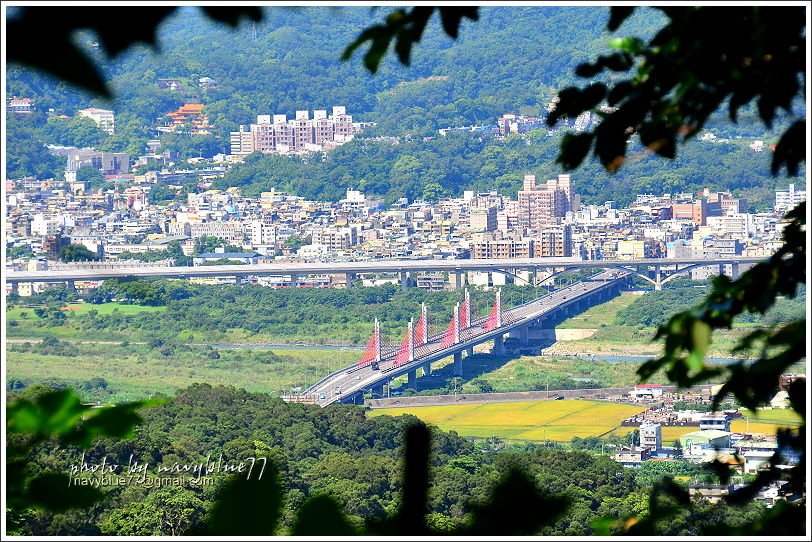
207 461 281 535
608 37 644 55
607 7 636 31
690 319 711 357
26 472 104 512
292 496 358 536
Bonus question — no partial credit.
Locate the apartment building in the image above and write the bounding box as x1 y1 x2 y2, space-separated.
470 233 533 259
315 226 359 251
517 174 574 232
532 225 572 257
229 106 358 155
470 206 498 232
775 183 806 214
77 108 115 134
64 149 129 182
497 113 545 135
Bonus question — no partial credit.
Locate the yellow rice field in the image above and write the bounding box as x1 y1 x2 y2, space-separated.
368 399 647 441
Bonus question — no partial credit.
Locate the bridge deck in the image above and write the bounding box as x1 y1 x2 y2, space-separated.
4 257 763 283
307 270 629 406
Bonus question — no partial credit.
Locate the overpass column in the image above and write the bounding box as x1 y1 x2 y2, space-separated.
493 334 504 355
372 383 384 397
466 346 474 358
407 369 417 389
654 265 663 291
453 351 463 376
234 276 243 286
518 326 529 346
719 263 725 277
400 271 410 291
9 282 19 296
731 262 740 280
422 362 432 377
65 280 76 291
452 270 464 290
345 272 355 288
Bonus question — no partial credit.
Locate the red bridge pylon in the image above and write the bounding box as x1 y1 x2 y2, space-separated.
483 289 502 331
358 318 381 368
440 302 461 347
393 318 415 368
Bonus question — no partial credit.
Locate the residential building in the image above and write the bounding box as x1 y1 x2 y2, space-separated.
699 414 731 432
518 174 575 231
470 206 498 232
193 248 261 266
775 184 806 214
229 106 362 155
680 430 732 456
688 484 733 504
532 225 572 257
416 274 446 291
640 422 662 451
630 384 664 400
77 108 115 134
613 446 652 467
471 233 533 259
497 113 545 135
64 149 129 182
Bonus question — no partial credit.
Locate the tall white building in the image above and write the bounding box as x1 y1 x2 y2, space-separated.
640 422 662 451
775 184 806 214
77 108 115 135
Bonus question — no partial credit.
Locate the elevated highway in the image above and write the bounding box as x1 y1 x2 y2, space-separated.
5 256 763 291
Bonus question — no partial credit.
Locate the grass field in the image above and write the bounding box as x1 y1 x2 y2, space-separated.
7 302 165 318
556 294 639 329
368 399 647 441
6 344 356 402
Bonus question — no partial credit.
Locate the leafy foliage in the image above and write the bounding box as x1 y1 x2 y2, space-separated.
5 387 165 532
342 7 478 73
58 243 100 263
6 6 261 97
547 7 805 176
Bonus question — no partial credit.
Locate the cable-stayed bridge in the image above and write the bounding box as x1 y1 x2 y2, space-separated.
302 269 630 406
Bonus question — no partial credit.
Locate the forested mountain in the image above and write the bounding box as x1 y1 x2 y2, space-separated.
6 6 803 205
10 384 766 536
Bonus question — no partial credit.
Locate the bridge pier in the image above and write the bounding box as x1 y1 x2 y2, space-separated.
493 334 504 356
9 282 19 296
518 326 529 346
345 273 355 288
423 363 432 377
451 270 464 290
372 384 384 397
400 271 410 291
407 369 417 389
234 276 243 286
65 280 76 291
453 351 463 376
465 346 474 358
732 262 739 280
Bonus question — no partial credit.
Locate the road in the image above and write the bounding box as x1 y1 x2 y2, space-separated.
307 269 629 406
4 257 763 284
